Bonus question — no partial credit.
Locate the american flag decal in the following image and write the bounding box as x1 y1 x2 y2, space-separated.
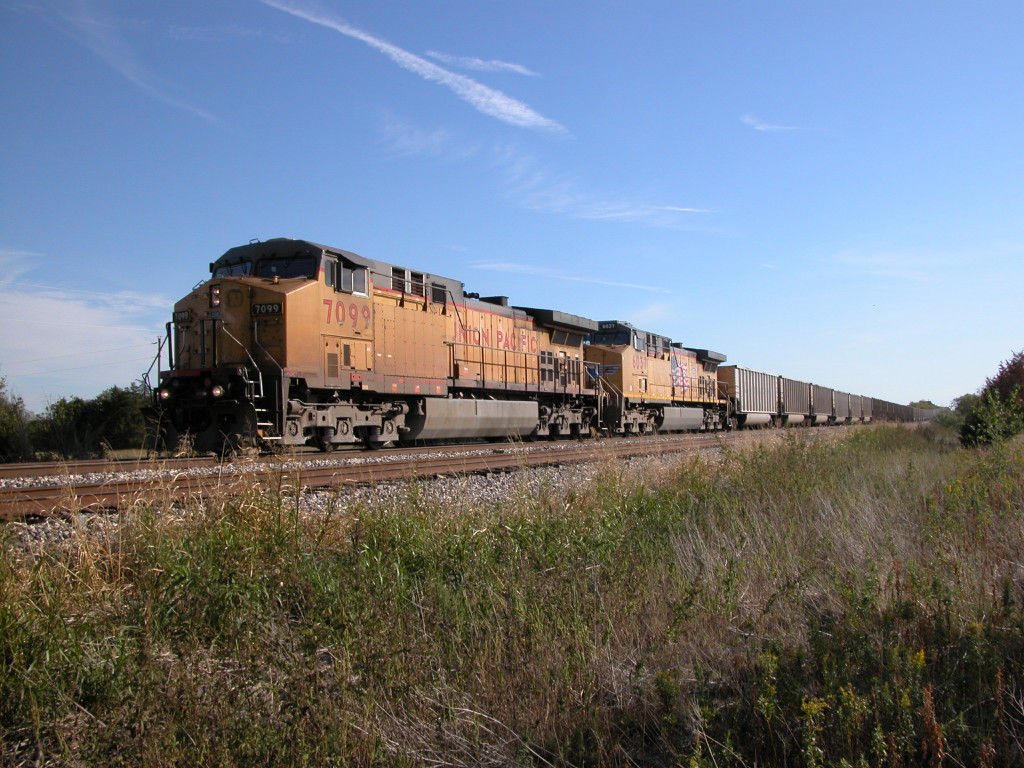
671 357 687 393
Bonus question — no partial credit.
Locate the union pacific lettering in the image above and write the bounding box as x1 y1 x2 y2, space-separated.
455 324 539 353
454 325 491 346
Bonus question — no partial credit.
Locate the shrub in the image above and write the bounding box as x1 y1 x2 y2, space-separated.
958 352 1024 448
959 387 1024 447
986 350 1024 403
0 375 33 461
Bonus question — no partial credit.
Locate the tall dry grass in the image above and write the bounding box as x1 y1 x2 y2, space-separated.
1 425 1022 766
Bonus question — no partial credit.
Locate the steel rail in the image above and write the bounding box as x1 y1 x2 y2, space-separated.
0 430 792 520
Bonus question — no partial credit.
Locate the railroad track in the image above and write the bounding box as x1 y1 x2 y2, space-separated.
0 430 801 520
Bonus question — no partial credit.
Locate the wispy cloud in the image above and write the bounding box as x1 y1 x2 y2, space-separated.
375 130 707 225
495 145 709 226
742 114 799 132
18 0 219 124
166 24 263 43
0 253 171 411
0 249 45 282
833 248 958 284
472 262 670 293
377 114 480 160
259 0 565 133
373 119 706 227
425 51 539 77
625 302 679 329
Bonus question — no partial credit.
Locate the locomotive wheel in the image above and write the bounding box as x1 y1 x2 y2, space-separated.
315 431 335 453
362 435 395 450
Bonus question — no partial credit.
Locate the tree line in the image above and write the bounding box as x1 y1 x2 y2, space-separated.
0 379 149 461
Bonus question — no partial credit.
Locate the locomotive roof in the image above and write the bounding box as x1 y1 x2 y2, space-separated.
214 238 374 271
214 240 594 329
214 238 466 295
514 307 599 334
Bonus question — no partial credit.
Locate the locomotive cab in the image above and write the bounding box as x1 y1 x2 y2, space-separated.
152 240 377 453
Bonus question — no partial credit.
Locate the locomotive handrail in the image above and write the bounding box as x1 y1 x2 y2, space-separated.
220 323 264 377
447 289 468 330
252 320 285 379
164 322 175 371
141 335 167 394
449 341 597 396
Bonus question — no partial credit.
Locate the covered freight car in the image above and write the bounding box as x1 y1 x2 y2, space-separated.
810 384 833 426
717 365 777 428
779 377 811 426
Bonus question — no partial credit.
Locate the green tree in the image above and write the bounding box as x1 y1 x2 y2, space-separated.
958 356 1024 448
91 384 148 449
935 393 979 433
959 388 1023 447
32 384 148 459
0 375 34 461
32 396 94 459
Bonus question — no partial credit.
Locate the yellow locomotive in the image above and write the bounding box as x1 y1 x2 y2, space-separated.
585 321 727 434
152 238 601 452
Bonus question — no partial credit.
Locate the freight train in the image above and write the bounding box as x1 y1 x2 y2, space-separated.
148 238 933 453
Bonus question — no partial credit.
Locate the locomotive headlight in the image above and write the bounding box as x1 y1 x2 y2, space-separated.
158 388 172 400
210 385 225 398
210 285 221 307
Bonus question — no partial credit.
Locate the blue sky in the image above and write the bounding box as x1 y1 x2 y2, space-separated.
2 0 1021 413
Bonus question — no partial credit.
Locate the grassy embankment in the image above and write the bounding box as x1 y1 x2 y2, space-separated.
2 426 1023 766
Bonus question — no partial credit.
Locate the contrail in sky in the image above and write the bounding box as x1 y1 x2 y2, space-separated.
259 0 566 133
741 114 799 132
426 51 540 77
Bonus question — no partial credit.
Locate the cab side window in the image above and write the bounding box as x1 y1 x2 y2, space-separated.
334 260 368 295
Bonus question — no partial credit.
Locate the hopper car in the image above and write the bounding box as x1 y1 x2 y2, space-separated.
148 238 935 454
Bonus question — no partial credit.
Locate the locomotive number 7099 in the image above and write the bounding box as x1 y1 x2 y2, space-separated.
323 300 371 329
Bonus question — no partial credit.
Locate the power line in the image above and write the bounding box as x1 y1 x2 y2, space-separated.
0 316 160 331
5 356 157 377
2 342 157 367
1 280 170 304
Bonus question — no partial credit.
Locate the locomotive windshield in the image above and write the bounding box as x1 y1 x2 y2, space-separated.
588 331 631 346
213 261 252 277
253 255 318 279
